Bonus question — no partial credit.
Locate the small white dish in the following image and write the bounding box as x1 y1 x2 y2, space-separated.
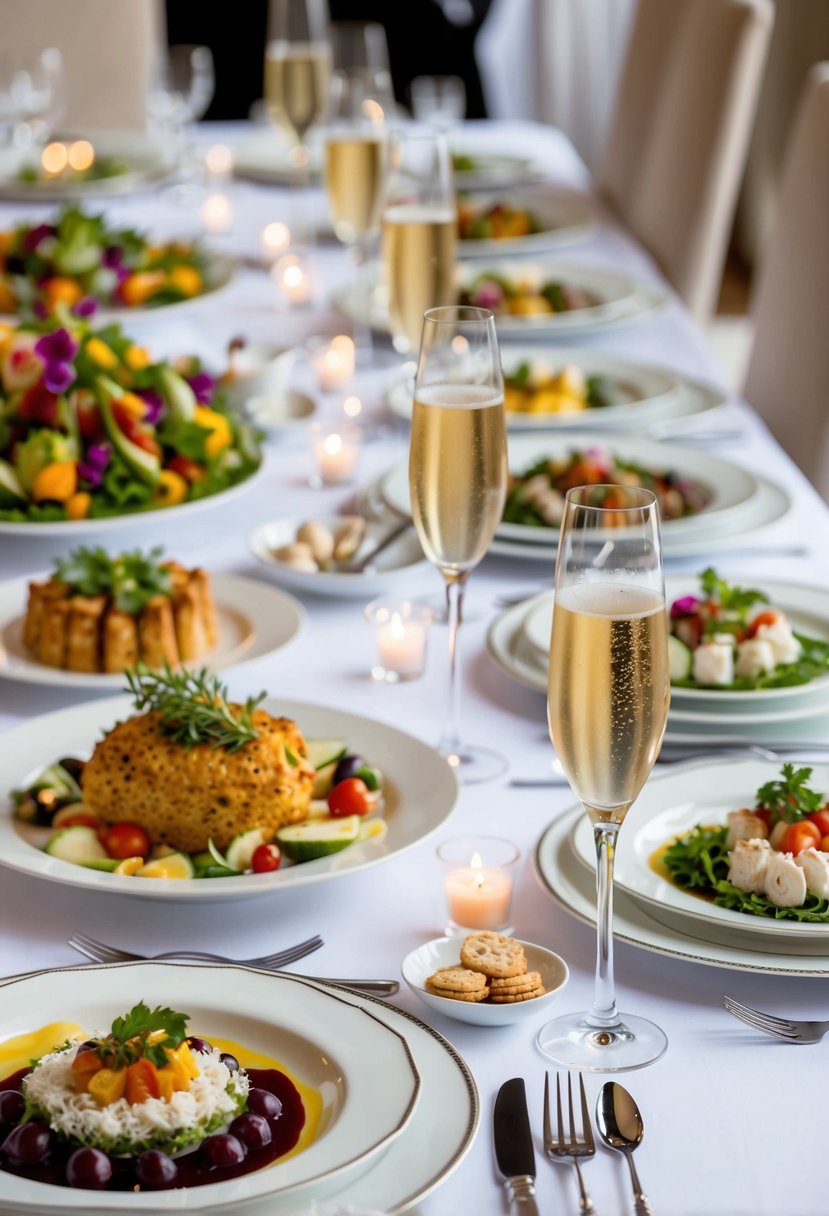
402 936 569 1027
245 388 316 435
222 342 297 410
249 515 430 599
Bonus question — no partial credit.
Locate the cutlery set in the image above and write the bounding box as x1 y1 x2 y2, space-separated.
495 1075 651 1214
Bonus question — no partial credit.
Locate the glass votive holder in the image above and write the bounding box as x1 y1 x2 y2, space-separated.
365 598 433 683
436 836 520 937
307 334 356 392
200 191 234 235
309 421 361 487
272 251 315 308
260 220 291 264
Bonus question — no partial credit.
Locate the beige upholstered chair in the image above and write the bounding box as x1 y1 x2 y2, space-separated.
743 63 829 501
600 0 774 321
1 0 163 131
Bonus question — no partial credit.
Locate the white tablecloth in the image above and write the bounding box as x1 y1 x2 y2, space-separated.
0 122 827 1216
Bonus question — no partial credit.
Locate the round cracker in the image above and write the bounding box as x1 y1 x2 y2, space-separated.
426 965 487 993
489 985 546 1004
460 932 527 979
426 981 490 1002
490 970 543 993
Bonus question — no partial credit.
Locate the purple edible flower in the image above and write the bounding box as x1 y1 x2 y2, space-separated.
102 246 124 269
42 361 74 394
77 461 103 489
472 279 503 310
35 327 78 365
21 223 56 254
671 595 702 619
72 295 98 318
137 388 164 425
85 442 111 470
186 372 214 404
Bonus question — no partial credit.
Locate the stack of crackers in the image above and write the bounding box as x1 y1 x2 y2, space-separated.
425 932 546 1005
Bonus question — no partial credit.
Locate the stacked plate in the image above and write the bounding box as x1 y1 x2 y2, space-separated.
535 758 829 977
488 577 829 746
381 435 793 563
0 962 478 1213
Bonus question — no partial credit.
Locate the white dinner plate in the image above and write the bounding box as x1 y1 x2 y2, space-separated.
381 434 760 547
450 150 545 190
457 192 596 255
0 696 458 900
333 262 668 341
0 963 420 1212
249 516 430 599
0 131 176 201
486 593 549 694
569 759 829 943
535 805 829 976
0 573 304 690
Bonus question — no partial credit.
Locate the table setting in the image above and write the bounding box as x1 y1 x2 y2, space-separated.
1 15 828 1215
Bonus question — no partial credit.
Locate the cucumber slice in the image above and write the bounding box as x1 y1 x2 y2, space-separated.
207 838 231 869
668 634 693 681
44 825 108 865
226 827 268 872
305 739 347 771
35 763 83 803
81 858 120 872
0 459 27 508
135 853 195 879
276 815 361 862
312 762 338 801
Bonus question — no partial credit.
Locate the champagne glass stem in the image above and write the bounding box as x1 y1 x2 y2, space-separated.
291 144 314 244
350 241 375 362
588 821 621 1029
438 574 467 760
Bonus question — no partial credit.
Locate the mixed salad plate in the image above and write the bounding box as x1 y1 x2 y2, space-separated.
0 132 176 202
455 193 594 255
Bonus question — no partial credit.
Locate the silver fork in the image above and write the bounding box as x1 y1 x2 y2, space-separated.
543 1072 599 1215
68 930 323 970
722 995 829 1043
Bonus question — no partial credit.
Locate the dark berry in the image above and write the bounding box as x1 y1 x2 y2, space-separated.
219 1052 240 1073
186 1036 212 1055
0 1090 24 1126
2 1121 53 1164
230 1112 272 1149
66 1146 112 1189
247 1087 282 1122
202 1132 246 1168
136 1149 178 1189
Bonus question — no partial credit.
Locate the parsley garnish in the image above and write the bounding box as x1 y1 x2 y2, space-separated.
94 1001 189 1069
125 664 266 752
55 545 172 615
699 567 768 616
755 763 823 824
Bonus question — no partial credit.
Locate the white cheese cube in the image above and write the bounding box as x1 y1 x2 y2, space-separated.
764 852 808 907
735 639 776 679
754 616 801 664
692 641 734 686
727 838 771 893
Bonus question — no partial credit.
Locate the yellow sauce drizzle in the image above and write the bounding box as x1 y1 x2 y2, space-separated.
0 1023 85 1077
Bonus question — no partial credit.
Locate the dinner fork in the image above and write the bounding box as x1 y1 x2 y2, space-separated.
68 931 323 971
543 1072 599 1215
722 995 829 1044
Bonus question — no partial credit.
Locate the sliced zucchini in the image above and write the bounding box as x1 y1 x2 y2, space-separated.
668 634 693 681
305 739 347 771
35 763 83 804
44 825 108 865
226 827 268 872
276 815 361 862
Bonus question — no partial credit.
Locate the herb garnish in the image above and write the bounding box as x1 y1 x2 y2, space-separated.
125 664 266 752
93 1001 189 1070
699 567 768 617
55 545 172 615
755 763 823 824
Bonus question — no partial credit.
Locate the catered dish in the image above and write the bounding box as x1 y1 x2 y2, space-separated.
457 198 544 242
0 206 228 320
661 764 829 924
0 687 457 899
13 666 388 881
0 318 261 527
455 194 594 254
503 358 650 415
669 569 829 693
450 151 542 190
0 132 176 202
459 269 599 319
0 963 421 1210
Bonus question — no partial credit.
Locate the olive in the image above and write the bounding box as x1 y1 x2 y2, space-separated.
57 757 86 783
219 1052 240 1073
332 754 367 785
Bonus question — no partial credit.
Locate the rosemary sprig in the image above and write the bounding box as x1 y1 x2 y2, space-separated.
125 664 266 752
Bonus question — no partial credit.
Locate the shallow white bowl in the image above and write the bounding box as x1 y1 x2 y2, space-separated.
245 389 316 436
401 936 569 1027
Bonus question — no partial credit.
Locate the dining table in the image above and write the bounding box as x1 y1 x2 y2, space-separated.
0 118 827 1216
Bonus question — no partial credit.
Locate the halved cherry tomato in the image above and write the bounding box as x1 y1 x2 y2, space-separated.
124 1058 161 1105
251 843 282 873
52 810 100 830
327 777 370 818
747 611 779 638
168 455 206 484
781 820 822 855
101 822 151 860
807 808 829 837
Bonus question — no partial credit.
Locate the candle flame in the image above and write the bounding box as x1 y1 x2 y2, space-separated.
41 142 68 175
390 612 406 639
470 851 483 870
474 870 486 890
284 264 304 288
262 221 290 255
323 433 343 455
343 395 361 418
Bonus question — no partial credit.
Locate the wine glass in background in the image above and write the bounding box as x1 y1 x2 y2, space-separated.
410 75 466 129
147 44 215 138
382 129 456 357
265 0 331 174
330 20 392 90
539 485 670 1070
409 305 508 783
0 47 65 147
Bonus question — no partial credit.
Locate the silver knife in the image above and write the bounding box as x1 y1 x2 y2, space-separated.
494 1078 540 1216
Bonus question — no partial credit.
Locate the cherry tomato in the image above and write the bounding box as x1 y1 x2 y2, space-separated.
807 808 829 837
327 777 370 818
52 810 100 830
102 822 151 860
781 820 822 855
112 404 161 458
747 611 779 638
251 843 282 873
168 455 206 484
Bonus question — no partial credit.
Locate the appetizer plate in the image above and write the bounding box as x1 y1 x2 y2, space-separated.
0 963 420 1211
0 460 264 539
457 192 596 256
0 131 176 201
381 434 761 547
535 805 829 976
450 151 545 191
486 592 549 694
333 262 669 341
569 759 829 944
0 574 305 690
401 936 569 1027
249 516 430 599
0 696 458 900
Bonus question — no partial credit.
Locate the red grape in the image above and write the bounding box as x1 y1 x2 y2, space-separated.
0 1090 24 1125
186 1036 212 1055
230 1112 272 1149
66 1146 112 1189
219 1052 240 1073
202 1133 246 1168
247 1087 283 1122
2 1121 53 1164
136 1149 178 1189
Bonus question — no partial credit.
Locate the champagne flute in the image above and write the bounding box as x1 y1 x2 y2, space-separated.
382 129 456 357
265 0 332 176
409 306 508 783
538 485 670 1070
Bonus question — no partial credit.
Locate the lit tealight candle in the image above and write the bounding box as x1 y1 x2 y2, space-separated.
200 192 234 235
309 334 355 391
260 221 291 263
41 141 68 176
365 599 432 683
437 837 520 936
273 253 314 307
67 140 94 172
343 394 362 419
204 143 234 178
310 423 360 485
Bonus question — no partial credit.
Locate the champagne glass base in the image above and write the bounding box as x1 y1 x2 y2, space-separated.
441 744 509 785
536 1010 668 1072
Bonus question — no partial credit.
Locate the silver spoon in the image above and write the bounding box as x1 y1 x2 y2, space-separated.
596 1082 652 1216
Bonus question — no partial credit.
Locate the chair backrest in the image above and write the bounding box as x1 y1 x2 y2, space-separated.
600 0 774 321
743 63 829 500
3 0 163 131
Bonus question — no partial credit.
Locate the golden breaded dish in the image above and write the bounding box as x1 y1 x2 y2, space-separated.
81 708 314 852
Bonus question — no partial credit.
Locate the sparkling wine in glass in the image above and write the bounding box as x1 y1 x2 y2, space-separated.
265 0 332 161
382 129 456 356
538 485 670 1070
409 306 508 783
